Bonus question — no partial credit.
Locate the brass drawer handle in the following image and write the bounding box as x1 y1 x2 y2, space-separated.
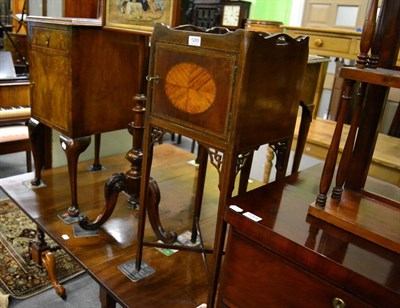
332 297 345 308
314 38 323 47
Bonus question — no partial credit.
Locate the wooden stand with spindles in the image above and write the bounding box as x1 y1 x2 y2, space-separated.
309 0 400 253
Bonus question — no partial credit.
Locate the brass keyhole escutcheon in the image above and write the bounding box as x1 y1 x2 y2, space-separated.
146 75 160 84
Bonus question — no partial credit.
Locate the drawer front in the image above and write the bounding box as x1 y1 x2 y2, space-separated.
303 33 352 54
285 29 358 59
286 28 400 64
219 230 371 307
30 25 71 55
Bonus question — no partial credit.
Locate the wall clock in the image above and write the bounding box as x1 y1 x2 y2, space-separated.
221 1 251 29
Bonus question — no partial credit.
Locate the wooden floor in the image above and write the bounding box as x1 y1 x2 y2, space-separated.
0 143 262 307
293 117 400 186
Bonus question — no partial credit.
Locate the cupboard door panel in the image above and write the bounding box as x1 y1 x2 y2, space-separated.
151 43 237 138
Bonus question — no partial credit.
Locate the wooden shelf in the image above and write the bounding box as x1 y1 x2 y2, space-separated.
309 190 400 254
340 66 400 88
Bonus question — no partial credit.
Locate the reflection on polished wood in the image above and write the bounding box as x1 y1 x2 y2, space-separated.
1 145 214 305
220 166 400 307
1 144 398 306
0 144 261 306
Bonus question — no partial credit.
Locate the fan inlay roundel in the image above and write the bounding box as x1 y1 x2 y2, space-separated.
165 62 216 114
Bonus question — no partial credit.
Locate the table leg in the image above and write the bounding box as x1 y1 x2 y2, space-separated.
59 135 91 216
238 151 254 194
292 101 313 174
207 149 242 307
100 286 116 308
28 227 66 299
28 118 45 186
88 133 103 171
191 144 208 243
42 251 66 299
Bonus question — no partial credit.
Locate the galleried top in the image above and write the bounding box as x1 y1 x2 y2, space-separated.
148 23 309 142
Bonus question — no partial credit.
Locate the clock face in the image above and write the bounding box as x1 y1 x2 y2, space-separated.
222 5 241 27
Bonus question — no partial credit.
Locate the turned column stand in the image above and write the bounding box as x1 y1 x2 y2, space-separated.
79 94 169 239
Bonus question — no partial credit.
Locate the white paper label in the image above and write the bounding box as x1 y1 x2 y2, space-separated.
229 205 243 213
62 234 70 240
188 36 201 47
243 212 262 222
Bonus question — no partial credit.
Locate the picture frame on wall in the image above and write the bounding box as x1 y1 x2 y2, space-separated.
104 0 179 34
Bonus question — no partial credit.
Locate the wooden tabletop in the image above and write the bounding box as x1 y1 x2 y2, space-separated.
226 166 400 306
0 143 260 307
1 143 398 307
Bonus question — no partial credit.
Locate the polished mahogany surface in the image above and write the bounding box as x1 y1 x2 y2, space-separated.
1 143 398 307
220 167 400 307
1 144 254 307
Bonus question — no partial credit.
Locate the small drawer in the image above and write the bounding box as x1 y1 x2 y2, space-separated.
306 34 352 54
30 25 71 53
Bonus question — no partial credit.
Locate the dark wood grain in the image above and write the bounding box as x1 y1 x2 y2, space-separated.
220 168 400 307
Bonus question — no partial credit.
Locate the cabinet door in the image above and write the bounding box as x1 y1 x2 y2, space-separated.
149 42 237 138
29 24 72 133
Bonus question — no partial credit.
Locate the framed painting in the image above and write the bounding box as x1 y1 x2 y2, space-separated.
104 0 179 34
